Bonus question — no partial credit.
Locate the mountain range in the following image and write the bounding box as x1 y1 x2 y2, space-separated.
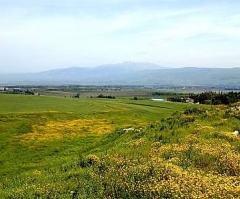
1 62 240 87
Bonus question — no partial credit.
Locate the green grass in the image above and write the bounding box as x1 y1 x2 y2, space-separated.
1 94 239 198
0 94 187 180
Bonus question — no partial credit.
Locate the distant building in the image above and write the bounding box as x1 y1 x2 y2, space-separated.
152 99 165 102
0 87 8 91
186 98 194 103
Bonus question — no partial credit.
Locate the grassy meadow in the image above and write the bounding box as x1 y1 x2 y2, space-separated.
1 94 240 198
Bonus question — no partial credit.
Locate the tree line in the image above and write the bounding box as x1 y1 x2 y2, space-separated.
168 91 240 105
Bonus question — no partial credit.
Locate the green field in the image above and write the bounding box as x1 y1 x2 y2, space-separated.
0 95 186 178
1 94 240 198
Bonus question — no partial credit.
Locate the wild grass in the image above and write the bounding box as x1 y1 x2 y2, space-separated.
1 94 240 198
0 94 186 179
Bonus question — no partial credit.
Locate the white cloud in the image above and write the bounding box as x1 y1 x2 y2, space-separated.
0 0 240 72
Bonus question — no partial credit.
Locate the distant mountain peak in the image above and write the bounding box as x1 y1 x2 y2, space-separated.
96 61 165 71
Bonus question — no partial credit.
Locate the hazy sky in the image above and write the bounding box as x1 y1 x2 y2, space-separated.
0 0 240 73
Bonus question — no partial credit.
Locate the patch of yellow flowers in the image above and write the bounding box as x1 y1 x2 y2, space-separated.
18 119 114 142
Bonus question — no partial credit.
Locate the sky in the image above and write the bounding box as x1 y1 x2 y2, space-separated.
0 0 240 73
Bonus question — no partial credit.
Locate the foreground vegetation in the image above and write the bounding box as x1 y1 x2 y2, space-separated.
1 94 240 198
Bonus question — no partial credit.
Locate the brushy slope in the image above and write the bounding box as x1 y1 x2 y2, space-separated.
1 94 240 198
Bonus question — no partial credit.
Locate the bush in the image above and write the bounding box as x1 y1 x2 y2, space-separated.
184 107 204 115
86 154 100 165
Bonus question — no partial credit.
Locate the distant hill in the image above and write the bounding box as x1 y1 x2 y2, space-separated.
0 62 240 87
36 62 166 82
121 67 240 87
95 61 166 72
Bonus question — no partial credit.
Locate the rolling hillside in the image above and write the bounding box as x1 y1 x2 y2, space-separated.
1 94 240 198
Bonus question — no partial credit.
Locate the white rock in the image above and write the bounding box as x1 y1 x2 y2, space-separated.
232 130 239 136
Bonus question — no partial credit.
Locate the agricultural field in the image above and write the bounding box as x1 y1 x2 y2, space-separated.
0 94 240 198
